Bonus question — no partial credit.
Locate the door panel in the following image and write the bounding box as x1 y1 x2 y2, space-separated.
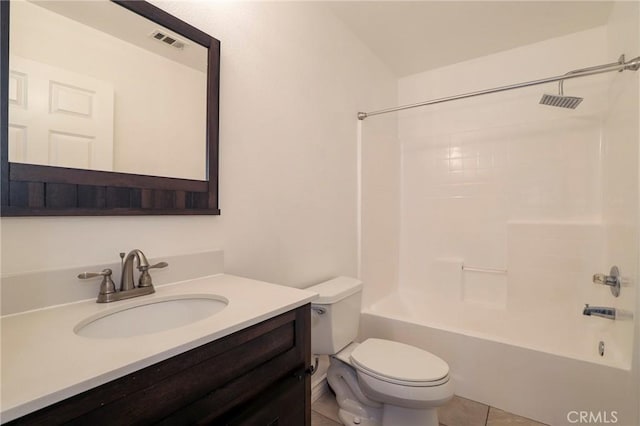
8 55 114 171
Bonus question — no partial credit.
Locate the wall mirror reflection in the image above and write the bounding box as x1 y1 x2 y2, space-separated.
1 0 220 216
8 0 208 181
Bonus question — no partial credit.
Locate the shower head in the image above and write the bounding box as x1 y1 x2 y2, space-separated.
539 77 582 109
539 93 583 109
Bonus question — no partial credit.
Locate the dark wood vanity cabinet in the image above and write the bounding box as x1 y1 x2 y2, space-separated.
7 305 311 426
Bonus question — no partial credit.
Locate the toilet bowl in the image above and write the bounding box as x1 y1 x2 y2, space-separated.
307 277 453 426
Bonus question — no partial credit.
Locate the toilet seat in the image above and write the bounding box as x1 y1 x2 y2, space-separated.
350 338 450 387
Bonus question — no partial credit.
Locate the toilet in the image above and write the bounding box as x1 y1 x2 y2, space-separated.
307 277 453 426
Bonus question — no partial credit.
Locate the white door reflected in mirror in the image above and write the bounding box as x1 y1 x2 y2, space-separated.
9 55 115 171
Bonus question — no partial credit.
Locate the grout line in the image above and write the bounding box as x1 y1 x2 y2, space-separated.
485 405 491 426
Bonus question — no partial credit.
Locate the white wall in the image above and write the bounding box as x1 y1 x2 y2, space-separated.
360 113 400 307
0 2 397 293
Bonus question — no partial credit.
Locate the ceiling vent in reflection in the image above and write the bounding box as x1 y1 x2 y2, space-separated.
150 30 186 50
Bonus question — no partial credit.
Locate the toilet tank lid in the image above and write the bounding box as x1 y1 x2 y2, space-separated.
306 276 362 304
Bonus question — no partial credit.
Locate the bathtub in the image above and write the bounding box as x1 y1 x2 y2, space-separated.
358 291 638 426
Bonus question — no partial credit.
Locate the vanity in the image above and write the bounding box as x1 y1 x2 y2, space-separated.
1 272 317 425
1 0 314 422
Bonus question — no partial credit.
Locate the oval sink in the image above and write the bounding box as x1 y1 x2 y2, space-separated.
74 295 228 338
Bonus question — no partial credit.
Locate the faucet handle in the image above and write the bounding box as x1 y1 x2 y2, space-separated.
78 268 117 299
78 269 112 280
137 262 168 288
135 261 167 271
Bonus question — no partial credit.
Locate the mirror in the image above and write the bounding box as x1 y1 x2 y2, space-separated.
9 0 208 180
1 0 221 215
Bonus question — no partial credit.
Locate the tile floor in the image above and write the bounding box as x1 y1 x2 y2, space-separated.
312 392 548 426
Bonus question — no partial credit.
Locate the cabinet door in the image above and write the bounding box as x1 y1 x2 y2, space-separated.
223 373 307 426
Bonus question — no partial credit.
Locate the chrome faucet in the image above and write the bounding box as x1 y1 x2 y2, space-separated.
78 249 168 303
583 304 616 320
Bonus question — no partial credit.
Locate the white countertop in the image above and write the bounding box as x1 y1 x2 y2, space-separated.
0 274 317 423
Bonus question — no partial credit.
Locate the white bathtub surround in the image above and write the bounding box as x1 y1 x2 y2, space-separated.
357 5 639 425
393 23 636 363
1 273 317 422
359 313 636 426
400 221 630 367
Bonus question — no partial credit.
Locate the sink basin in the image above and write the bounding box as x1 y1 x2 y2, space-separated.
74 295 228 338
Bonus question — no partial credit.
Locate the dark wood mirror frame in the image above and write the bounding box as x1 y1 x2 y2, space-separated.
0 0 220 216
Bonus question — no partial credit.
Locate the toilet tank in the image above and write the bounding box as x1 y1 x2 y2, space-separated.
306 276 363 355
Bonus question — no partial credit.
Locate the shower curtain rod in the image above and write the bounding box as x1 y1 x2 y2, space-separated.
357 53 640 120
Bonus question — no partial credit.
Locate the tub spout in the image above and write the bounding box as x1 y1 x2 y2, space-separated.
583 304 616 320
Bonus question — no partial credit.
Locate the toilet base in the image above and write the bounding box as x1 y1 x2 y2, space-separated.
327 352 447 426
338 408 381 426
382 404 438 426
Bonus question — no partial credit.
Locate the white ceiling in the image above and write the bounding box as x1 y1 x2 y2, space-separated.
31 1 207 72
326 1 615 77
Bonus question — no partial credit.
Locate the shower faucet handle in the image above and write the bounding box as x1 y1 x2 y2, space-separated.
592 266 621 297
593 273 618 286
